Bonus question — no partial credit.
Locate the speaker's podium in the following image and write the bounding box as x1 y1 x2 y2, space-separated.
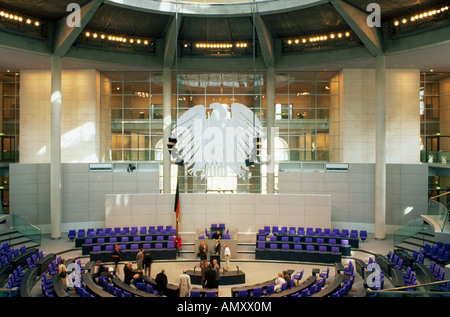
210 253 220 266
187 266 246 286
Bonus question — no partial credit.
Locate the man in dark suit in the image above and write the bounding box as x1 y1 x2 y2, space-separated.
155 269 168 296
123 262 141 285
213 239 221 256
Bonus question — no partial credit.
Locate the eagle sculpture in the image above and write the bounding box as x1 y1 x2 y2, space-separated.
168 103 263 178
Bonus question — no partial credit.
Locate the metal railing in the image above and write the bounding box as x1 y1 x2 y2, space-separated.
366 279 450 297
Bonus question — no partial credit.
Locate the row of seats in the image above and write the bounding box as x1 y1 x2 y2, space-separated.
259 226 367 241
429 261 446 281
5 265 25 297
0 245 31 267
69 225 176 240
419 242 450 264
290 277 328 297
90 241 174 253
257 242 342 254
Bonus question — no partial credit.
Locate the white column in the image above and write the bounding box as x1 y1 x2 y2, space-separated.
375 55 386 240
50 55 62 239
163 67 172 193
266 67 275 193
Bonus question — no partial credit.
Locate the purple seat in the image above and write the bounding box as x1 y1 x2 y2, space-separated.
145 236 152 241
157 236 163 241
167 241 175 248
331 246 340 253
329 239 336 244
305 237 313 243
155 243 163 249
109 237 117 243
306 245 314 251
270 244 277 249
282 244 290 250
281 237 289 242
223 234 230 239
258 235 265 241
143 243 151 249
105 245 114 251
93 246 101 252
318 246 327 252
257 242 265 249
293 237 300 242
85 239 93 244
97 238 105 244
121 237 129 242
130 244 139 250
294 244 302 250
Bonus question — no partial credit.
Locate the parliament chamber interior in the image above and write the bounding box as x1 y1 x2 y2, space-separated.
0 0 449 304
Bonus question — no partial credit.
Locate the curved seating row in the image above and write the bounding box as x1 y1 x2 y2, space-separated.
69 225 176 240
259 226 366 242
255 244 342 264
420 242 450 264
75 232 173 248
256 239 351 256
82 238 174 255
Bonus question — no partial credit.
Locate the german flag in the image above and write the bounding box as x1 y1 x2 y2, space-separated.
174 181 180 234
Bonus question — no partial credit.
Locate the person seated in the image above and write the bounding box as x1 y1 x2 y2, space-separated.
212 230 222 240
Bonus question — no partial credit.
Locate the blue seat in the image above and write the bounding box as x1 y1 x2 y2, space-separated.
320 267 330 279
205 291 216 297
236 289 248 297
263 284 275 296
190 290 201 297
293 269 304 285
68 230 76 240
360 230 367 242
250 287 262 297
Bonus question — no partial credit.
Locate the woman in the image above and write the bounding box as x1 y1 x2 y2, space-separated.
58 259 68 289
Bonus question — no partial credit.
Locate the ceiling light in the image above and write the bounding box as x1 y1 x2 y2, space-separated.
34 21 39 26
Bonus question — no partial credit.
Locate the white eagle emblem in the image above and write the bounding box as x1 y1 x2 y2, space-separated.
169 103 263 178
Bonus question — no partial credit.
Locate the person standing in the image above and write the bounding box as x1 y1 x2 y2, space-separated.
212 259 220 288
136 248 144 272
199 241 208 264
204 263 217 289
213 239 221 255
123 262 141 286
143 250 153 277
58 259 68 289
112 244 122 274
155 269 168 296
224 244 231 271
200 260 208 288
178 269 192 297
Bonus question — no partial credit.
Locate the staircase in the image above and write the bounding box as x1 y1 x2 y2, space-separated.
394 226 436 252
0 219 41 252
0 229 40 251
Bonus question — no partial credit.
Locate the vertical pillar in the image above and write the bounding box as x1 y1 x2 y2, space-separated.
163 67 172 193
50 55 62 239
375 55 386 240
266 67 275 193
